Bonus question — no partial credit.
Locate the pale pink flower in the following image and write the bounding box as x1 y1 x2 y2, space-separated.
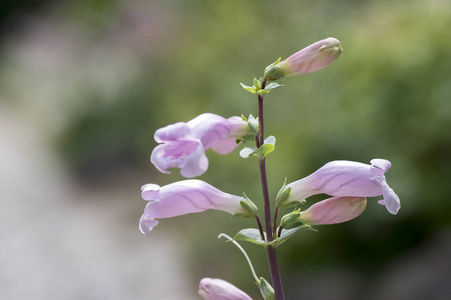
139 180 257 235
282 159 400 215
151 113 248 178
198 278 253 300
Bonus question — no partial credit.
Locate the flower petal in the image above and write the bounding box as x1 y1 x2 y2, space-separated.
141 184 160 201
150 140 205 176
211 138 240 155
180 146 209 178
154 122 191 143
378 182 401 215
139 216 159 235
188 113 232 149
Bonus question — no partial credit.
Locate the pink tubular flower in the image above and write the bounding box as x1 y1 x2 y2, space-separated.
282 159 401 215
139 180 257 235
297 196 367 225
198 278 253 300
151 113 249 178
264 37 343 80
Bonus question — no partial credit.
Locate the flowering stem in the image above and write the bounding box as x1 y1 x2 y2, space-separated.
256 79 285 300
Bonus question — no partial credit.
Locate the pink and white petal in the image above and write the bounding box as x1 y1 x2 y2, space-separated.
154 122 191 143
370 158 392 177
188 113 231 149
150 144 172 174
180 146 209 178
151 140 202 175
381 183 401 215
139 216 159 235
141 184 160 201
211 138 240 155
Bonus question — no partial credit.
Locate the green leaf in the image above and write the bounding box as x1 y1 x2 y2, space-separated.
265 82 284 90
256 89 272 95
240 146 257 158
253 78 261 90
240 82 257 94
234 228 267 246
269 225 316 247
257 143 275 158
264 135 276 145
256 136 276 158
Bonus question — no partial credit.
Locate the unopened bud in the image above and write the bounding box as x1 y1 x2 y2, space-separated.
264 37 343 81
298 196 367 225
199 278 252 300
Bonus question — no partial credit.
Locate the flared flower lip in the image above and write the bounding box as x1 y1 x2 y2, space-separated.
284 159 400 215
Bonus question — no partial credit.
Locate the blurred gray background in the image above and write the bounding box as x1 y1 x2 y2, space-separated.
1 0 450 299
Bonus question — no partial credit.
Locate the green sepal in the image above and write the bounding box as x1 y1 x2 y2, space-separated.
280 209 301 228
280 199 306 208
243 133 257 143
234 228 267 246
247 114 259 134
263 57 285 82
271 225 316 247
264 57 282 74
276 187 291 207
283 221 305 230
237 114 259 147
257 277 275 300
239 193 258 218
276 178 296 207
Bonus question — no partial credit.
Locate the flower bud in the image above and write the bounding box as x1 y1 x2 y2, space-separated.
298 196 367 225
198 278 252 300
264 37 343 81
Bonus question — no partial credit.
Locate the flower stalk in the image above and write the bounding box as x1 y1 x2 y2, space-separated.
256 79 285 300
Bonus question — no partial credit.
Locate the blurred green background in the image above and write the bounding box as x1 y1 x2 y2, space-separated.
1 0 450 299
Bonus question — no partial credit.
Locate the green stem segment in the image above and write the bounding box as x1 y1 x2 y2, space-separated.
257 79 285 300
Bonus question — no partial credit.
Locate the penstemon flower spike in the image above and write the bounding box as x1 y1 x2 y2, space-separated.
138 37 401 300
